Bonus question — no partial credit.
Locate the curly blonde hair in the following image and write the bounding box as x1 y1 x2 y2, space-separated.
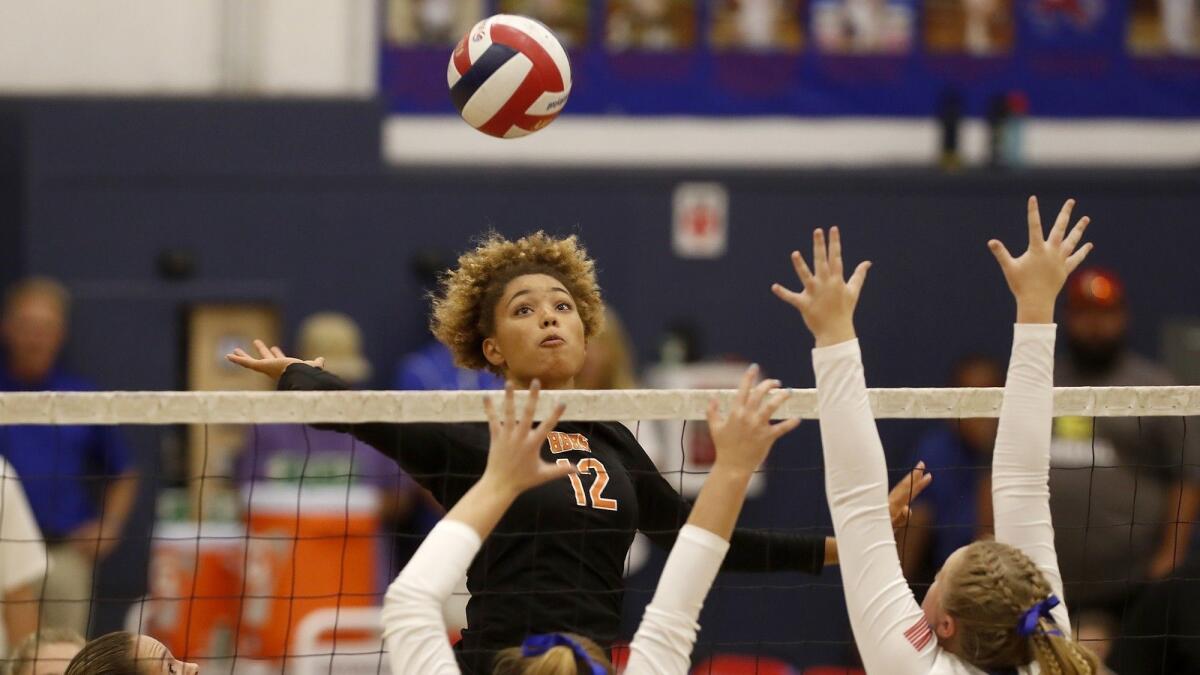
943 540 1100 675
431 232 604 375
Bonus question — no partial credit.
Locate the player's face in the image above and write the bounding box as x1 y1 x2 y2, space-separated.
484 273 587 389
132 635 198 675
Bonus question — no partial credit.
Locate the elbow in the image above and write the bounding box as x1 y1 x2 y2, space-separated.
381 580 438 631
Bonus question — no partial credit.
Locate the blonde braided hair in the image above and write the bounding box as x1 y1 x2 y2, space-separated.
942 541 1100 675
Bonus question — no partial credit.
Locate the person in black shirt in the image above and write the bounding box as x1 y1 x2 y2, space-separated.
228 231 926 673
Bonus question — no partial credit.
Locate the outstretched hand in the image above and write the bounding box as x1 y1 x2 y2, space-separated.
226 339 325 381
479 381 572 499
705 364 801 476
988 196 1093 323
888 461 933 530
771 227 872 347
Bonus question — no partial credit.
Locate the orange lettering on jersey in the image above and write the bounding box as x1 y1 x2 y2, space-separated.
547 431 591 454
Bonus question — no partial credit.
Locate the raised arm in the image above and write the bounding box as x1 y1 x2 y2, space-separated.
379 382 570 675
226 340 485 497
987 197 1093 632
774 227 936 675
625 367 799 674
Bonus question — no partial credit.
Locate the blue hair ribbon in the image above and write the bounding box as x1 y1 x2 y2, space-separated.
521 633 607 675
1016 594 1063 638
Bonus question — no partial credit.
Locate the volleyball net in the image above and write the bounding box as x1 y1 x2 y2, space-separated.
1 386 1197 674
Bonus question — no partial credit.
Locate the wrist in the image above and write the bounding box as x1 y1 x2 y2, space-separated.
708 463 755 486
1015 301 1054 324
814 323 857 347
472 475 522 505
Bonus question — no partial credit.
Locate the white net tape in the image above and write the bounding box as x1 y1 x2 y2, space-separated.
0 386 1198 424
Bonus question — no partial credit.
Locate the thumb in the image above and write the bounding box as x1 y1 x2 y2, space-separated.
543 460 576 483
847 261 872 295
771 283 804 311
987 240 1013 269
313 357 326 369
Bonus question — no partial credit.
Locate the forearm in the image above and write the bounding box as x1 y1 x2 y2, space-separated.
685 467 752 541
626 526 729 675
686 465 826 571
3 584 38 649
383 520 479 674
814 339 934 672
990 324 1069 627
443 476 518 539
721 528 826 574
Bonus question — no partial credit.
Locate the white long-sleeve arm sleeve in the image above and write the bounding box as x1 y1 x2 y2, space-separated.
991 324 1071 632
624 524 730 675
382 519 480 675
815 339 937 675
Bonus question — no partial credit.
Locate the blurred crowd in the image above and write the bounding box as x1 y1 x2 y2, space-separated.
0 258 1196 673
384 0 1198 56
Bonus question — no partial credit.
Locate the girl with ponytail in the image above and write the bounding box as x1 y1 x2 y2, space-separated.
772 197 1101 674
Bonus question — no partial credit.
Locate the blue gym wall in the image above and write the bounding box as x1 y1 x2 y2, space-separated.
1 98 1198 667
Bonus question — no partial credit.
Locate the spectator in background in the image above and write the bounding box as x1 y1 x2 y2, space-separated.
235 313 419 578
384 0 483 45
0 278 138 637
606 0 696 51
899 355 1003 590
500 0 589 48
7 628 84 675
0 459 47 659
812 0 915 54
710 0 804 52
1050 267 1200 661
1160 0 1198 54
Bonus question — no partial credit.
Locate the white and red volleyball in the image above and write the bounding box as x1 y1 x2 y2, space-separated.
447 15 572 139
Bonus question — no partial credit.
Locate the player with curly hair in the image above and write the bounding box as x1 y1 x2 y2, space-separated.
228 231 926 673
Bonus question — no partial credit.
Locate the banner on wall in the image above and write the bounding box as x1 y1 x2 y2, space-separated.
381 0 1200 118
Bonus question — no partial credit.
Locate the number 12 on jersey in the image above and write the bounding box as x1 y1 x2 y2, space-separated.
556 458 618 511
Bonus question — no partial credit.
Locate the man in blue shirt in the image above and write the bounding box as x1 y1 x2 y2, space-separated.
899 355 1003 591
0 278 139 635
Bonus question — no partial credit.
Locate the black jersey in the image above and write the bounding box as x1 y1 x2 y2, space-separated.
279 364 825 673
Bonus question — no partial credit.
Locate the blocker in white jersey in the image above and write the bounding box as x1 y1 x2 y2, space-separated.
447 15 572 139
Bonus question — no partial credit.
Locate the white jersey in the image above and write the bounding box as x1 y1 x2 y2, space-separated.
381 520 729 675
814 324 1070 675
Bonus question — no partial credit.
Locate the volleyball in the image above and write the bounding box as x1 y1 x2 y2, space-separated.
447 15 572 139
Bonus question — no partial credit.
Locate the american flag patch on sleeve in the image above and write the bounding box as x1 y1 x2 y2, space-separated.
903 617 933 651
